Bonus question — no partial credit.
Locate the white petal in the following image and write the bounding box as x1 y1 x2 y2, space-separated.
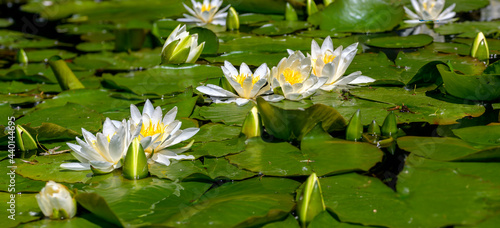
130 104 142 124
196 84 238 97
143 99 154 117
90 161 115 173
162 106 178 125
60 162 90 171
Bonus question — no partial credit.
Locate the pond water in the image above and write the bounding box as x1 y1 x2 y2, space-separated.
1 0 500 227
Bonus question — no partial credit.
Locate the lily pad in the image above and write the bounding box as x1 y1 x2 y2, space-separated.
160 177 300 227
197 102 255 126
438 64 500 101
434 21 500 38
103 65 222 96
204 51 288 67
15 153 93 183
149 157 255 181
25 49 77 62
73 48 161 70
308 0 404 33
252 21 310 36
0 193 40 228
227 125 383 176
453 125 500 146
365 34 433 48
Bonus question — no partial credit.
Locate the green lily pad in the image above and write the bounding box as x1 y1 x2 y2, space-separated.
227 125 383 177
193 123 241 142
239 13 284 25
365 34 433 48
434 21 500 38
77 176 211 227
15 153 92 183
188 27 219 55
438 64 500 101
21 0 185 22
453 125 500 146
160 177 300 227
346 52 404 85
252 21 310 36
18 217 110 228
308 211 366 228
76 42 115 52
35 89 139 113
401 0 491 13
196 102 255 126
149 157 255 181
321 161 500 227
225 0 288 14
0 103 13 126
219 36 313 53
348 87 486 125
257 97 346 141
26 49 77 62
429 42 471 55
16 103 104 138
74 48 161 70
308 0 404 33
0 193 40 228
187 136 247 158
453 37 500 54
262 214 300 228
0 18 13 28
103 65 221 96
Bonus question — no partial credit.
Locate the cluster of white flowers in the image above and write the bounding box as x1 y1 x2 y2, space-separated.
61 100 198 173
196 36 375 104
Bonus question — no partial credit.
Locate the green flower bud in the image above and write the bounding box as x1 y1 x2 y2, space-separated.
285 3 298 21
48 56 85 91
297 173 326 227
15 125 37 152
381 111 398 138
161 24 205 64
241 106 262 138
307 0 319 16
346 109 362 141
470 32 489 62
226 7 240 31
367 120 381 136
16 48 28 65
122 138 149 180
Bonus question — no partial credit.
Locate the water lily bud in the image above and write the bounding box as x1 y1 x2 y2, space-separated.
226 7 240 31
241 106 262 138
48 56 85 90
122 138 149 180
307 0 319 16
297 173 326 227
16 48 28 65
346 109 362 141
323 0 333 6
285 3 298 21
36 181 76 220
367 120 381 136
381 111 398 138
470 32 489 62
161 24 205 64
15 125 37 152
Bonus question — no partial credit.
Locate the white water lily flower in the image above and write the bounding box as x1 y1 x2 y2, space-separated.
271 51 327 101
196 61 281 106
308 37 375 91
62 118 139 173
404 0 456 24
161 24 205 64
130 100 199 166
36 181 77 220
178 0 231 26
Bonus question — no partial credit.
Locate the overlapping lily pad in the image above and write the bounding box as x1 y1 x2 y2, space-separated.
365 34 433 48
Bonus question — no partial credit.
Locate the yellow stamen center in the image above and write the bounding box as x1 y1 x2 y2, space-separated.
234 73 260 86
141 121 165 137
282 68 303 85
201 4 212 12
322 54 335 64
422 2 435 10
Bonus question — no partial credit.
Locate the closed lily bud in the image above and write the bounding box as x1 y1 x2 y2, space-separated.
346 109 362 141
122 138 149 180
470 32 489 62
297 173 326 227
36 181 76 220
161 24 205 64
323 0 333 6
15 125 37 151
226 7 240 31
381 111 398 138
16 48 28 65
241 106 262 138
285 3 298 21
307 0 319 16
367 120 381 136
48 56 85 90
